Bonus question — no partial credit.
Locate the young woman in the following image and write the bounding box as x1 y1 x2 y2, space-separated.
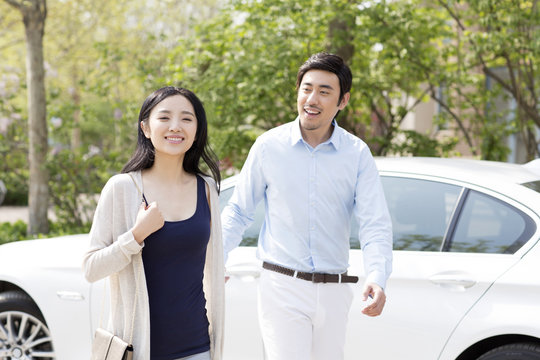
83 86 224 360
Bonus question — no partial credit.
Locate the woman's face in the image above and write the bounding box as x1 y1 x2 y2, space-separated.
142 94 198 159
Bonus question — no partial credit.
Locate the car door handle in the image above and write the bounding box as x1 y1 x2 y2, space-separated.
226 263 261 281
56 291 85 301
429 272 477 290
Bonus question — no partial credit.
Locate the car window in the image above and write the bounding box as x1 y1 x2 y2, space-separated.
219 185 264 247
350 177 461 250
449 190 536 254
380 177 461 251
522 181 540 193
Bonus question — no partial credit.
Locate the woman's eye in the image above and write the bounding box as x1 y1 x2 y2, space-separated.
158 117 169 121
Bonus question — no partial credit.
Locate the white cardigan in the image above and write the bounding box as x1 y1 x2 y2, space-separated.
83 171 224 360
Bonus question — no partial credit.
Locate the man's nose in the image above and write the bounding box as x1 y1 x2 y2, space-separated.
306 91 319 104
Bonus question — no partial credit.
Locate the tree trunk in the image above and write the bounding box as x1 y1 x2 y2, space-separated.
6 0 49 235
25 2 48 235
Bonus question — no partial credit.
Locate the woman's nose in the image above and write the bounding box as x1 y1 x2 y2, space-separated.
168 118 182 131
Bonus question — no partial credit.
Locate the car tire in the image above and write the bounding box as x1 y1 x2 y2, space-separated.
0 290 56 359
477 343 540 360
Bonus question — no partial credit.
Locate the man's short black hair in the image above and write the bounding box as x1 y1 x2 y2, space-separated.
296 52 352 104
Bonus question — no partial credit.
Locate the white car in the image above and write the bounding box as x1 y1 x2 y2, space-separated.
1 157 540 360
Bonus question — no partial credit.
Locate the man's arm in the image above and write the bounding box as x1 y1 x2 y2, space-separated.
353 148 393 316
221 138 267 263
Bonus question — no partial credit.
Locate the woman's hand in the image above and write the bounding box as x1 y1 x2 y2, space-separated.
131 201 165 244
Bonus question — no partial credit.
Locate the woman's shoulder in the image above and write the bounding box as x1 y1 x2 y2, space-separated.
102 171 142 194
199 174 219 197
199 173 215 186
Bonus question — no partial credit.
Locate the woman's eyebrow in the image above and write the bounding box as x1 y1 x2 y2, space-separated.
156 109 195 116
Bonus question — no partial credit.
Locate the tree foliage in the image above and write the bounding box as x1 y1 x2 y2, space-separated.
165 0 539 163
164 0 462 164
365 0 539 160
0 0 221 233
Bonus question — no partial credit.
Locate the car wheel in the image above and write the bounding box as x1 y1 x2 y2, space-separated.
478 343 540 360
0 291 55 359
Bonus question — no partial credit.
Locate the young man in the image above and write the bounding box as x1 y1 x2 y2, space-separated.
221 52 393 360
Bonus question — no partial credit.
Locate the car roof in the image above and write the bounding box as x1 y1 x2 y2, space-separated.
219 157 540 214
221 157 540 187
375 157 540 186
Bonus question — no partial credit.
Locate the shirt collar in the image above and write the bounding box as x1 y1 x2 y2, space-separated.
290 117 342 150
290 117 304 146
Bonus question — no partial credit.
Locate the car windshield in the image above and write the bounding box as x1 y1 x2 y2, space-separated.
522 181 540 193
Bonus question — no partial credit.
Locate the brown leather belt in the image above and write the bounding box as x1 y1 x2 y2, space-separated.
263 262 358 284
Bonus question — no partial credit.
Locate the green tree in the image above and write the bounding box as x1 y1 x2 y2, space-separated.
167 0 538 164
164 0 329 168
166 0 459 166
440 0 540 160
365 0 539 161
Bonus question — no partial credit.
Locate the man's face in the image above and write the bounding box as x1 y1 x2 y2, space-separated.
297 69 349 135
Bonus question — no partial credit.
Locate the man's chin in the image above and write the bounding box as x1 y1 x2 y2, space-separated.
299 120 318 131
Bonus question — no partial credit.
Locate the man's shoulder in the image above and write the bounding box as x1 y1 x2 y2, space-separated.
336 125 369 151
256 121 295 145
261 121 294 137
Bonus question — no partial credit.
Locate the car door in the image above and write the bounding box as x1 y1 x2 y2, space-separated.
345 175 532 360
220 184 265 360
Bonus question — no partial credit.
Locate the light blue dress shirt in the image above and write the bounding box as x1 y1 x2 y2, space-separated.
221 118 393 288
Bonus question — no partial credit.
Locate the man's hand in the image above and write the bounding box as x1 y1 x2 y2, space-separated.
361 282 386 317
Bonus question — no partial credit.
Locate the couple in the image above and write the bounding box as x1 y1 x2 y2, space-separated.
83 52 393 360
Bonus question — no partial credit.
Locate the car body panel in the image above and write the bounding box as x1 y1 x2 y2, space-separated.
0 235 93 358
439 237 540 360
223 247 262 360
345 251 519 359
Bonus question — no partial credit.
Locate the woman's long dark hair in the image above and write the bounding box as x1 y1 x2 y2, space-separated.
122 86 221 191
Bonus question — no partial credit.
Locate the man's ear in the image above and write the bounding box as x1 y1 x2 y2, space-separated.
338 92 350 110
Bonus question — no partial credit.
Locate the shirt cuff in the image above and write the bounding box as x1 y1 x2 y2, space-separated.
365 270 387 290
118 230 143 256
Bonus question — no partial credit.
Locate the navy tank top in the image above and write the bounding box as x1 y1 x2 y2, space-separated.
142 175 211 360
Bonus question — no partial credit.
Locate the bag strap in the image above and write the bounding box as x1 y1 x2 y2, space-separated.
97 172 143 344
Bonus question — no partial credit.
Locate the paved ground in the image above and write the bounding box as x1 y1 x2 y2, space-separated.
0 206 56 223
